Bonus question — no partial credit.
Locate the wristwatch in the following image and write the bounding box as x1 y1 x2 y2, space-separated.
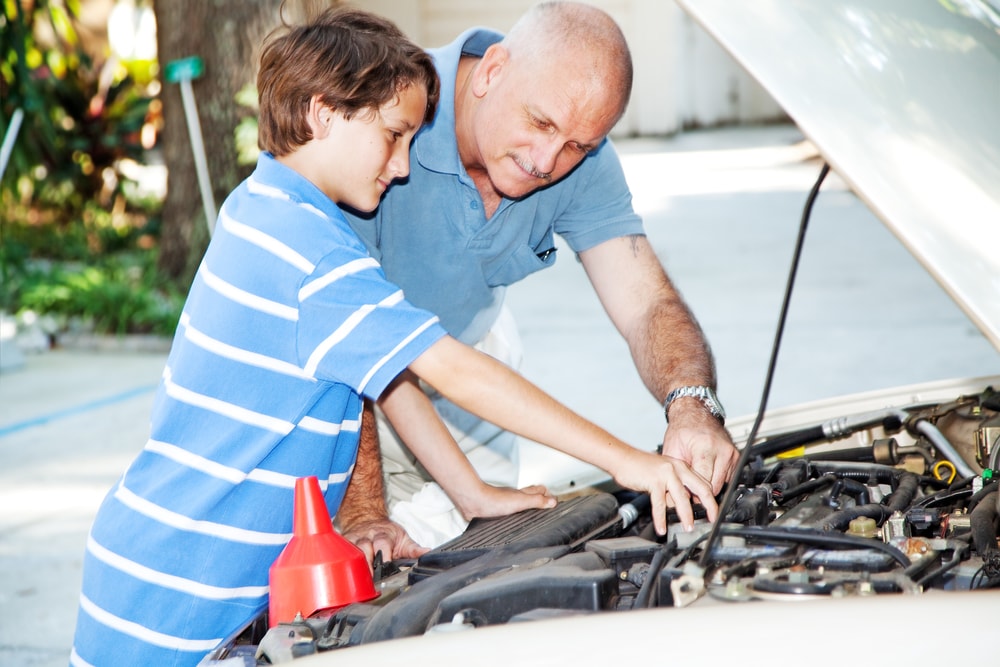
663 385 726 425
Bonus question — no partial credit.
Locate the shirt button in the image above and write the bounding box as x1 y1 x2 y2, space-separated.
469 201 479 210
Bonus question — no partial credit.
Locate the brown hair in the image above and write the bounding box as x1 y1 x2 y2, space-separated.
257 6 440 156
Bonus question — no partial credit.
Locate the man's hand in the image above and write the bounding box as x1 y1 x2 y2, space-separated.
338 399 426 566
661 392 738 494
661 420 738 496
341 518 428 565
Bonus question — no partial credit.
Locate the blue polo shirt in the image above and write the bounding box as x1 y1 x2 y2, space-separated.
344 28 645 345
71 154 446 667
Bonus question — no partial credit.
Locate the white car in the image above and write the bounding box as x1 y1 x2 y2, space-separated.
203 1 1000 664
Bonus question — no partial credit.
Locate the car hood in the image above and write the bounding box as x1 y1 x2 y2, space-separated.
677 0 1000 351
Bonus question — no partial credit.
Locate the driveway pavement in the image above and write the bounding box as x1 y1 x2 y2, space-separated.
2 124 996 666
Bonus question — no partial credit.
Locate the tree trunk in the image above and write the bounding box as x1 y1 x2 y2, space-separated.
153 0 282 284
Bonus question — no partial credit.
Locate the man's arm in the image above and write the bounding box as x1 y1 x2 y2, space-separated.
578 234 739 493
337 400 428 564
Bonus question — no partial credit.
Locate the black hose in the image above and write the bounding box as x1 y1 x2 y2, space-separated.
777 473 836 505
750 426 826 459
718 525 911 568
810 461 905 485
829 477 871 506
967 480 998 514
969 486 999 557
819 472 918 531
633 539 674 609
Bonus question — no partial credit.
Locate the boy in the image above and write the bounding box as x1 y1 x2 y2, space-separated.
70 7 717 666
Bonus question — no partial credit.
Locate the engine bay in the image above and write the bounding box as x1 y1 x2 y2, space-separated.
201 382 1000 665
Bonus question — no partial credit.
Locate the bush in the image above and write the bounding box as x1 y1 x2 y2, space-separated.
15 251 185 337
1 0 181 339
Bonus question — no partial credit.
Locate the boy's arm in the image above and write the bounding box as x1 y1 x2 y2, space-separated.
338 400 427 563
408 336 720 535
377 371 556 520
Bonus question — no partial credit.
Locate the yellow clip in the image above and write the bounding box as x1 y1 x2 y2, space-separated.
932 460 956 484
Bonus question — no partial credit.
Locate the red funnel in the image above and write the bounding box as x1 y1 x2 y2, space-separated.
268 476 377 626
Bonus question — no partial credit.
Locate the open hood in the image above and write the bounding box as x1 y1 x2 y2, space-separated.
676 0 1000 350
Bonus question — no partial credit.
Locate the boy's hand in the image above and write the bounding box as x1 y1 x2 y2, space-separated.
453 484 558 522
612 450 718 536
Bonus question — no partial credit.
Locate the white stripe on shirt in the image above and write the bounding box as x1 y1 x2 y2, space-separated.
179 314 313 380
358 317 440 393
77 593 225 652
113 481 291 545
145 439 353 489
299 256 380 301
297 416 360 435
304 304 376 377
219 207 316 274
86 535 269 600
199 264 299 321
163 370 296 435
302 290 411 378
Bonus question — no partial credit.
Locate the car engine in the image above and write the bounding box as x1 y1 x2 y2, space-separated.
202 383 1000 665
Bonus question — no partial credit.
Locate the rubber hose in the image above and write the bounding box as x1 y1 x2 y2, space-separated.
969 486 999 557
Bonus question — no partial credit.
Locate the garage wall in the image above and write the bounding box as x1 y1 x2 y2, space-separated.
349 0 786 136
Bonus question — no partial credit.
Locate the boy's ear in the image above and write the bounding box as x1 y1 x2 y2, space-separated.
471 44 508 98
306 95 335 138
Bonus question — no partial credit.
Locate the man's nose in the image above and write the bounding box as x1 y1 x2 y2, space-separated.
530 136 562 177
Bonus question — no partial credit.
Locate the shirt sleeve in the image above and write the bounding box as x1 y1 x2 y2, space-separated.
553 138 646 252
296 246 446 399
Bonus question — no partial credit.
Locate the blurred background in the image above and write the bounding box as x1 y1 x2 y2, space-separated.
0 0 784 363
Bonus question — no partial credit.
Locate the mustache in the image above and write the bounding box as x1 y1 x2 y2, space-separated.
509 152 552 182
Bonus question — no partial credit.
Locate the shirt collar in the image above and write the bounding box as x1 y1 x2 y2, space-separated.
414 28 504 180
252 152 346 223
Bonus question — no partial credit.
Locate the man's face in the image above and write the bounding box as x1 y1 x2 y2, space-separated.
469 45 622 200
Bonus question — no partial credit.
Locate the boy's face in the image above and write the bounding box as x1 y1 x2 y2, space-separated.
318 84 427 212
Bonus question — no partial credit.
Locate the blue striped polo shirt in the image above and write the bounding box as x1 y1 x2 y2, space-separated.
70 153 446 667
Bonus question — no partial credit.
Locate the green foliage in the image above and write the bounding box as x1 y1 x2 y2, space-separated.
1 0 181 339
1 0 157 217
234 82 260 167
15 251 185 337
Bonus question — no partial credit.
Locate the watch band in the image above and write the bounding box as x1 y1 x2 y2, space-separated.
663 385 726 425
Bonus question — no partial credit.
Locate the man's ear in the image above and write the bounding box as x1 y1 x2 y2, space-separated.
470 44 508 98
306 95 335 138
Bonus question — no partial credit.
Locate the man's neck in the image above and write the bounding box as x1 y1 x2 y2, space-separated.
454 56 502 218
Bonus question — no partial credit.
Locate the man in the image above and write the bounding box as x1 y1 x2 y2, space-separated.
339 1 739 558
